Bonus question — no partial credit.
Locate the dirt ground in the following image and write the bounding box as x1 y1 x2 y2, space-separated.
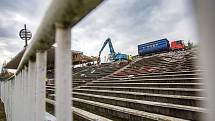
0 100 6 121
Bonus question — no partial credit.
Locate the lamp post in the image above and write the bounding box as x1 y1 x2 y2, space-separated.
19 24 32 48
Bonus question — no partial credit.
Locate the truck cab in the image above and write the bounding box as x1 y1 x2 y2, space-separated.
170 40 185 50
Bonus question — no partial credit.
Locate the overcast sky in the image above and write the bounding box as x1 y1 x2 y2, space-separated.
0 0 198 67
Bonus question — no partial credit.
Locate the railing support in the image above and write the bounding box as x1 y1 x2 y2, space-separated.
23 67 28 121
55 23 72 121
36 50 47 121
28 60 36 121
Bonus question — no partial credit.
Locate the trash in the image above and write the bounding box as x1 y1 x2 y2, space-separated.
127 75 134 79
81 74 86 77
91 69 95 73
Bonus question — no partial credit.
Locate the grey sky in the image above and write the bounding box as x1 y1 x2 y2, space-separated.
0 0 198 67
72 0 197 60
0 0 51 68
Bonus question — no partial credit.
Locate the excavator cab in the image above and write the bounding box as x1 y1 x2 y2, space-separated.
115 53 128 61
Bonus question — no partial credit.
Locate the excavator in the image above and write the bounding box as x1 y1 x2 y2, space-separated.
97 38 131 64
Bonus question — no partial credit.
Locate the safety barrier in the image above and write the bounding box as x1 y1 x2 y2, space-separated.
0 0 102 121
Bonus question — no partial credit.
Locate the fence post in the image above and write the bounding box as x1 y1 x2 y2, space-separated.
24 67 28 121
36 50 47 121
55 23 72 121
17 71 22 121
28 60 36 121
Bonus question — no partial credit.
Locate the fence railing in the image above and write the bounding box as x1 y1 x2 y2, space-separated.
0 0 102 121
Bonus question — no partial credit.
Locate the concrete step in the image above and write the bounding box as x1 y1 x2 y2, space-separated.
73 89 204 107
73 107 113 121
73 82 81 85
74 82 86 84
47 82 82 86
79 86 203 96
111 70 201 80
129 70 200 77
46 98 112 121
87 73 109 76
87 82 203 89
46 82 80 89
46 88 204 107
105 73 200 80
73 98 189 121
73 79 93 81
73 92 205 120
93 78 202 84
47 84 55 87
46 85 55 89
127 63 195 68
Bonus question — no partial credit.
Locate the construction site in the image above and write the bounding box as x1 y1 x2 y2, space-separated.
1 36 205 121
1 0 215 121
45 42 204 121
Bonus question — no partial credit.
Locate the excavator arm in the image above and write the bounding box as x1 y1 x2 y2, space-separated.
98 38 116 64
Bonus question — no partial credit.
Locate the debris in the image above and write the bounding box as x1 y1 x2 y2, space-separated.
128 75 134 79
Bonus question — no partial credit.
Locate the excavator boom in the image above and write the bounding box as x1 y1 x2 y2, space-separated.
98 38 116 63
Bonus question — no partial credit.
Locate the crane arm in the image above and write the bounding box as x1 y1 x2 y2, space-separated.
107 38 115 55
98 38 116 63
99 38 115 56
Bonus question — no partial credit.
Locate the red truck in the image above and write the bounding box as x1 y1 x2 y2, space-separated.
170 40 185 50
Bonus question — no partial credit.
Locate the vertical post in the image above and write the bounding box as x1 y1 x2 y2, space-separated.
12 78 15 121
1 81 3 100
16 73 21 121
55 23 72 121
2 81 4 103
17 71 22 121
8 80 11 121
21 69 24 121
25 67 29 121
26 65 30 121
22 67 27 121
9 80 12 121
28 60 36 121
12 76 16 121
5 81 7 119
36 50 47 121
6 81 8 121
24 24 28 47
194 1 215 121
8 81 10 121
0 81 1 99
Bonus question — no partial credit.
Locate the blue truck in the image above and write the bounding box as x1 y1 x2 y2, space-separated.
138 38 170 55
